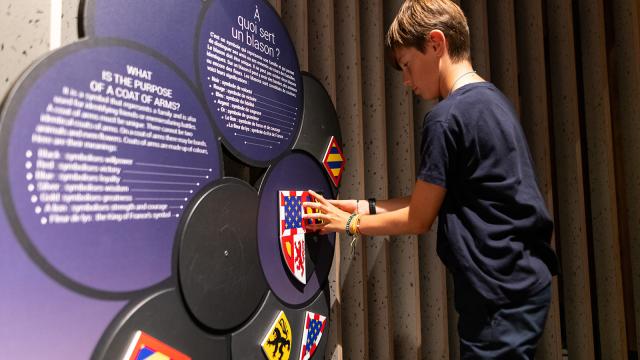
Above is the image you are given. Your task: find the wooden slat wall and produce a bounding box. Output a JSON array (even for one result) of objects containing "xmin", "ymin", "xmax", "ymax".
[
  {"xmin": 513, "ymin": 2, "xmax": 563, "ymax": 359},
  {"xmin": 2, "ymin": 1, "xmax": 640, "ymax": 359},
  {"xmin": 359, "ymin": 1, "xmax": 393, "ymax": 359},
  {"xmin": 545, "ymin": 1, "xmax": 584, "ymax": 359},
  {"xmin": 486, "ymin": 0, "xmax": 520, "ymax": 114},
  {"xmin": 381, "ymin": 0, "xmax": 422, "ymax": 358},
  {"xmin": 275, "ymin": 0, "xmax": 640, "ymax": 359},
  {"xmin": 334, "ymin": 1, "xmax": 368, "ymax": 359},
  {"xmin": 612, "ymin": 0, "xmax": 640, "ymax": 355}
]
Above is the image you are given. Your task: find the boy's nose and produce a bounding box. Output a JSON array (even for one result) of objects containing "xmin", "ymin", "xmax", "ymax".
[{"xmin": 402, "ymin": 73, "xmax": 412, "ymax": 87}]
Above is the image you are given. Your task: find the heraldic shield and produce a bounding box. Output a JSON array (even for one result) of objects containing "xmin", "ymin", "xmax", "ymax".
[
  {"xmin": 261, "ymin": 311, "xmax": 293, "ymax": 360},
  {"xmin": 322, "ymin": 136, "xmax": 345, "ymax": 187},
  {"xmin": 279, "ymin": 190, "xmax": 311, "ymax": 284},
  {"xmin": 123, "ymin": 330, "xmax": 191, "ymax": 360},
  {"xmin": 298, "ymin": 311, "xmax": 327, "ymax": 360}
]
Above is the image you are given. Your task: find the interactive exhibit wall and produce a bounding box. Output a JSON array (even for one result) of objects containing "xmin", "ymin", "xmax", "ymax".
[{"xmin": 0, "ymin": 0, "xmax": 344, "ymax": 359}]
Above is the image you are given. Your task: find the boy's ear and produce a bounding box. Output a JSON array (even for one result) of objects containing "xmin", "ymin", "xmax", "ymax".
[{"xmin": 428, "ymin": 30, "xmax": 446, "ymax": 57}]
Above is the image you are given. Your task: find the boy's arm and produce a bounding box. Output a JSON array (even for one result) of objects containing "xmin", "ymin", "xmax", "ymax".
[
  {"xmin": 359, "ymin": 180, "xmax": 445, "ymax": 236},
  {"xmin": 304, "ymin": 180, "xmax": 445, "ymax": 236}
]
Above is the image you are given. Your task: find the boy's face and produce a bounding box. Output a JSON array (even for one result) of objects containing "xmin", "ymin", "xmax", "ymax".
[{"xmin": 394, "ymin": 43, "xmax": 440, "ymax": 100}]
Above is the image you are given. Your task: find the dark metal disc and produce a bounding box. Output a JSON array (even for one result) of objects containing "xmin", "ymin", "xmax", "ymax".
[
  {"xmin": 293, "ymin": 74, "xmax": 342, "ymax": 195},
  {"xmin": 257, "ymin": 152, "xmax": 335, "ymax": 307},
  {"xmin": 178, "ymin": 178, "xmax": 267, "ymax": 331},
  {"xmin": 92, "ymin": 288, "xmax": 228, "ymax": 359},
  {"xmin": 231, "ymin": 287, "xmax": 330, "ymax": 359}
]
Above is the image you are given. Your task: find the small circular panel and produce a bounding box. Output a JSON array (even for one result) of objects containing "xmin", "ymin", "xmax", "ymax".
[
  {"xmin": 231, "ymin": 288, "xmax": 330, "ymax": 359},
  {"xmin": 178, "ymin": 178, "xmax": 267, "ymax": 331},
  {"xmin": 257, "ymin": 152, "xmax": 335, "ymax": 306},
  {"xmin": 198, "ymin": 0, "xmax": 303, "ymax": 165},
  {"xmin": 93, "ymin": 288, "xmax": 228, "ymax": 359},
  {"xmin": 0, "ymin": 39, "xmax": 222, "ymax": 294}
]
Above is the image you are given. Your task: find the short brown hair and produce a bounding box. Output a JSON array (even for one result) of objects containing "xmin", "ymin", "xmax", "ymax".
[{"xmin": 386, "ymin": 0, "xmax": 470, "ymax": 65}]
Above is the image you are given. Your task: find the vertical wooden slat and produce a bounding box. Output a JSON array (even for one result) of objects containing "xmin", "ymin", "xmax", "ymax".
[
  {"xmin": 266, "ymin": 0, "xmax": 281, "ymax": 15},
  {"xmin": 308, "ymin": 0, "xmax": 336, "ymax": 102},
  {"xmin": 612, "ymin": 0, "xmax": 640, "ymax": 353},
  {"xmin": 334, "ymin": 1, "xmax": 367, "ymax": 358},
  {"xmin": 576, "ymin": 0, "xmax": 619, "ymax": 357},
  {"xmin": 514, "ymin": 1, "xmax": 562, "ymax": 359},
  {"xmin": 383, "ymin": 0, "xmax": 421, "ymax": 358},
  {"xmin": 447, "ymin": 274, "xmax": 460, "ymax": 360},
  {"xmin": 460, "ymin": 0, "xmax": 491, "ymax": 80},
  {"xmin": 360, "ymin": 0, "xmax": 393, "ymax": 359},
  {"xmin": 307, "ymin": 3, "xmax": 341, "ymax": 360},
  {"xmin": 543, "ymin": 0, "xmax": 592, "ymax": 359},
  {"xmin": 486, "ymin": 0, "xmax": 519, "ymax": 113},
  {"xmin": 280, "ymin": 0, "xmax": 308, "ymax": 71},
  {"xmin": 415, "ymin": 96, "xmax": 449, "ymax": 360}
]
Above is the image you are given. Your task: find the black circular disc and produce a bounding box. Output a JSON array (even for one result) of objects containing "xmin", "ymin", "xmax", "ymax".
[
  {"xmin": 178, "ymin": 178, "xmax": 266, "ymax": 331},
  {"xmin": 231, "ymin": 287, "xmax": 330, "ymax": 359},
  {"xmin": 293, "ymin": 74, "xmax": 342, "ymax": 196},
  {"xmin": 92, "ymin": 288, "xmax": 228, "ymax": 359}
]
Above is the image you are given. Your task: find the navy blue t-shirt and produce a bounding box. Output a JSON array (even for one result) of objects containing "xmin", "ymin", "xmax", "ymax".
[{"xmin": 417, "ymin": 82, "xmax": 557, "ymax": 304}]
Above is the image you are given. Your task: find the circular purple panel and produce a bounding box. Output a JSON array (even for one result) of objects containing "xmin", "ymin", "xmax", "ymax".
[
  {"xmin": 198, "ymin": 0, "xmax": 303, "ymax": 166},
  {"xmin": 84, "ymin": 0, "xmax": 203, "ymax": 82},
  {"xmin": 257, "ymin": 152, "xmax": 334, "ymax": 306},
  {"xmin": 0, "ymin": 39, "xmax": 222, "ymax": 293},
  {"xmin": 0, "ymin": 207, "xmax": 127, "ymax": 359}
]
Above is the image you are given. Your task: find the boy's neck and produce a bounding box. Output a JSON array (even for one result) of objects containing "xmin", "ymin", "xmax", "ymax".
[{"xmin": 441, "ymin": 60, "xmax": 483, "ymax": 97}]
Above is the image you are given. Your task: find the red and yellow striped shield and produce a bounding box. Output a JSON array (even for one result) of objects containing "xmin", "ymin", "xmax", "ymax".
[{"xmin": 322, "ymin": 136, "xmax": 345, "ymax": 187}]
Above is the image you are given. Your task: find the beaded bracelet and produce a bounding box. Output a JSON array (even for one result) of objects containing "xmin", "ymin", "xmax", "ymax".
[
  {"xmin": 348, "ymin": 214, "xmax": 362, "ymax": 257},
  {"xmin": 349, "ymin": 214, "xmax": 361, "ymax": 236},
  {"xmin": 345, "ymin": 213, "xmax": 358, "ymax": 236}
]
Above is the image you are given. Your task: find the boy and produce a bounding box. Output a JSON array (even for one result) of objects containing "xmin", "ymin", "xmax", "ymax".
[{"xmin": 303, "ymin": 0, "xmax": 557, "ymax": 358}]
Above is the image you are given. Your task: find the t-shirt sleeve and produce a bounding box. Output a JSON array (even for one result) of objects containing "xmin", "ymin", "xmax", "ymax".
[{"xmin": 416, "ymin": 120, "xmax": 452, "ymax": 188}]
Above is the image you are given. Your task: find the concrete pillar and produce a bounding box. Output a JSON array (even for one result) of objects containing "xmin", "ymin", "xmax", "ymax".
[
  {"xmin": 360, "ymin": 1, "xmax": 393, "ymax": 358},
  {"xmin": 307, "ymin": 2, "xmax": 340, "ymax": 359},
  {"xmin": 0, "ymin": 0, "xmax": 80, "ymax": 101},
  {"xmin": 334, "ymin": 0, "xmax": 368, "ymax": 358},
  {"xmin": 308, "ymin": 0, "xmax": 336, "ymax": 102},
  {"xmin": 486, "ymin": 0, "xmax": 519, "ymax": 114},
  {"xmin": 460, "ymin": 0, "xmax": 491, "ymax": 81},
  {"xmin": 267, "ymin": 0, "xmax": 281, "ymax": 15},
  {"xmin": 575, "ymin": 0, "xmax": 620, "ymax": 357},
  {"xmin": 415, "ymin": 94, "xmax": 449, "ymax": 360},
  {"xmin": 281, "ymin": 0, "xmax": 308, "ymax": 71},
  {"xmin": 383, "ymin": 0, "xmax": 422, "ymax": 358},
  {"xmin": 513, "ymin": 1, "xmax": 559, "ymax": 359},
  {"xmin": 612, "ymin": 0, "xmax": 640, "ymax": 354},
  {"xmin": 447, "ymin": 274, "xmax": 459, "ymax": 360}
]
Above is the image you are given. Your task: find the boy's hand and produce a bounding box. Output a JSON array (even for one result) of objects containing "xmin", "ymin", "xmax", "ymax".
[{"xmin": 303, "ymin": 190, "xmax": 351, "ymax": 234}]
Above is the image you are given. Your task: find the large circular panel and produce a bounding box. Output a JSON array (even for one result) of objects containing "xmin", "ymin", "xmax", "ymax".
[
  {"xmin": 0, "ymin": 207, "xmax": 127, "ymax": 358},
  {"xmin": 178, "ymin": 178, "xmax": 267, "ymax": 331},
  {"xmin": 92, "ymin": 288, "xmax": 228, "ymax": 359},
  {"xmin": 0, "ymin": 39, "xmax": 222, "ymax": 295},
  {"xmin": 198, "ymin": 0, "xmax": 303, "ymax": 166},
  {"xmin": 257, "ymin": 152, "xmax": 334, "ymax": 307},
  {"xmin": 84, "ymin": 0, "xmax": 203, "ymax": 82}
]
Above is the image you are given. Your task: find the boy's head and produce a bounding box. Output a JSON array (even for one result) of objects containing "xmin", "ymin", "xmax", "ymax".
[{"xmin": 386, "ymin": 0, "xmax": 470, "ymax": 68}]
